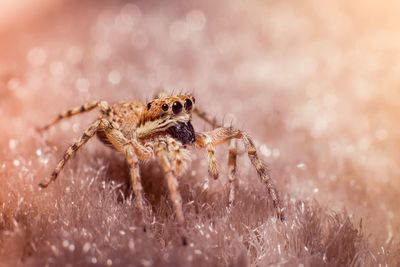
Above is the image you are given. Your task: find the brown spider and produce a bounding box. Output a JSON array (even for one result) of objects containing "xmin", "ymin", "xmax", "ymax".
[{"xmin": 38, "ymin": 93, "xmax": 285, "ymax": 228}]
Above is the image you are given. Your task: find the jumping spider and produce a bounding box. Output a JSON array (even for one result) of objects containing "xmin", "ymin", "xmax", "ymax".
[{"xmin": 38, "ymin": 93, "xmax": 285, "ymax": 227}]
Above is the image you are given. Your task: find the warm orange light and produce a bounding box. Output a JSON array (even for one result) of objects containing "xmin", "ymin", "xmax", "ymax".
[{"xmin": 0, "ymin": 0, "xmax": 62, "ymax": 32}]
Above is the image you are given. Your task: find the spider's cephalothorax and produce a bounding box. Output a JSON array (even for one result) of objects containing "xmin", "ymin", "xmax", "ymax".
[
  {"xmin": 137, "ymin": 95, "xmax": 196, "ymax": 145},
  {"xmin": 38, "ymin": 93, "xmax": 285, "ymax": 244}
]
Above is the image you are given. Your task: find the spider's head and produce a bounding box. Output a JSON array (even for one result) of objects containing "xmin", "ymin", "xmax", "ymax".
[{"xmin": 137, "ymin": 94, "xmax": 196, "ymax": 144}]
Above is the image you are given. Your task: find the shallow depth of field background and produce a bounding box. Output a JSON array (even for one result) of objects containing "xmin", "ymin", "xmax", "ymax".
[{"xmin": 1, "ymin": 0, "xmax": 400, "ymax": 266}]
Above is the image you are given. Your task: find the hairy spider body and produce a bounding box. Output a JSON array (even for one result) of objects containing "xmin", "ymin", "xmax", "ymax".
[{"xmin": 38, "ymin": 94, "xmax": 285, "ymax": 231}]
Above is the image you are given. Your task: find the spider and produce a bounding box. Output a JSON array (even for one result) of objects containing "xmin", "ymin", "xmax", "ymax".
[{"xmin": 38, "ymin": 93, "xmax": 285, "ymax": 228}]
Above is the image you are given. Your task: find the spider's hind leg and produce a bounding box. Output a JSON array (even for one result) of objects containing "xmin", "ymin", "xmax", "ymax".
[
  {"xmin": 39, "ymin": 120, "xmax": 101, "ymax": 188},
  {"xmin": 38, "ymin": 100, "xmax": 111, "ymax": 131},
  {"xmin": 193, "ymin": 106, "xmax": 220, "ymax": 128}
]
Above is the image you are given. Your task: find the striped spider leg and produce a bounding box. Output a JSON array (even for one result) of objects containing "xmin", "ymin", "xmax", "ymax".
[
  {"xmin": 38, "ymin": 101, "xmax": 153, "ymax": 215},
  {"xmin": 193, "ymin": 106, "xmax": 239, "ymax": 208},
  {"xmin": 148, "ymin": 137, "xmax": 189, "ymax": 225},
  {"xmin": 195, "ymin": 127, "xmax": 285, "ymax": 221}
]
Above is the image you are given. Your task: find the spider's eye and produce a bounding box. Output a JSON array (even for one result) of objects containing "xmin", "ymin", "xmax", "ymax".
[
  {"xmin": 162, "ymin": 103, "xmax": 169, "ymax": 111},
  {"xmin": 192, "ymin": 97, "xmax": 196, "ymax": 103},
  {"xmin": 172, "ymin": 101, "xmax": 183, "ymax": 114},
  {"xmin": 147, "ymin": 103, "xmax": 152, "ymax": 110},
  {"xmin": 184, "ymin": 99, "xmax": 193, "ymax": 111}
]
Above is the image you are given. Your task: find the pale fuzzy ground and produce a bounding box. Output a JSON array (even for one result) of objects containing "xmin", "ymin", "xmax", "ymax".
[{"xmin": 1, "ymin": 0, "xmax": 400, "ymax": 266}]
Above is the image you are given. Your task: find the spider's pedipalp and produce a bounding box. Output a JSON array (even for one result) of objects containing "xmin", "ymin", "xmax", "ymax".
[
  {"xmin": 195, "ymin": 127, "xmax": 285, "ymax": 221},
  {"xmin": 199, "ymin": 134, "xmax": 219, "ymax": 179},
  {"xmin": 164, "ymin": 137, "xmax": 191, "ymax": 176}
]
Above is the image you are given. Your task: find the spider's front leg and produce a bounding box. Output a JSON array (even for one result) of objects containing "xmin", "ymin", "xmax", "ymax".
[
  {"xmin": 152, "ymin": 140, "xmax": 185, "ymax": 225},
  {"xmin": 227, "ymin": 139, "xmax": 238, "ymax": 207},
  {"xmin": 195, "ymin": 127, "xmax": 285, "ymax": 221},
  {"xmin": 124, "ymin": 145, "xmax": 146, "ymax": 211},
  {"xmin": 193, "ymin": 106, "xmax": 239, "ymax": 204},
  {"xmin": 100, "ymin": 119, "xmax": 152, "ymax": 212}
]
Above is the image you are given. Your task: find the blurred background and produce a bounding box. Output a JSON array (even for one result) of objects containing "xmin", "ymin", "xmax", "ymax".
[{"xmin": 1, "ymin": 0, "xmax": 400, "ymax": 266}]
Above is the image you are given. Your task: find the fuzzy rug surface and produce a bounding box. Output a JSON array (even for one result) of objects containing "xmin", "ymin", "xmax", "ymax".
[{"xmin": 1, "ymin": 0, "xmax": 400, "ymax": 266}]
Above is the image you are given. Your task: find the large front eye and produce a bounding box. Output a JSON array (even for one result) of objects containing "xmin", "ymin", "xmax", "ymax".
[
  {"xmin": 184, "ymin": 99, "xmax": 193, "ymax": 111},
  {"xmin": 147, "ymin": 103, "xmax": 152, "ymax": 110},
  {"xmin": 172, "ymin": 101, "xmax": 183, "ymax": 114}
]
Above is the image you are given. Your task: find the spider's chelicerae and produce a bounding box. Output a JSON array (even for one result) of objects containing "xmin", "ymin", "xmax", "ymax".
[{"xmin": 38, "ymin": 93, "xmax": 285, "ymax": 228}]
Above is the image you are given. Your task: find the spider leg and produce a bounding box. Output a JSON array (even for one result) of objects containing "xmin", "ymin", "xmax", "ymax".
[
  {"xmin": 153, "ymin": 141, "xmax": 185, "ymax": 225},
  {"xmin": 38, "ymin": 100, "xmax": 111, "ymax": 131},
  {"xmin": 193, "ymin": 106, "xmax": 220, "ymax": 128},
  {"xmin": 125, "ymin": 145, "xmax": 145, "ymax": 211},
  {"xmin": 195, "ymin": 127, "xmax": 285, "ymax": 221},
  {"xmin": 39, "ymin": 120, "xmax": 101, "ymax": 188},
  {"xmin": 193, "ymin": 107, "xmax": 238, "ymax": 184},
  {"xmin": 228, "ymin": 139, "xmax": 238, "ymax": 207},
  {"xmin": 100, "ymin": 119, "xmax": 152, "ymax": 211}
]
